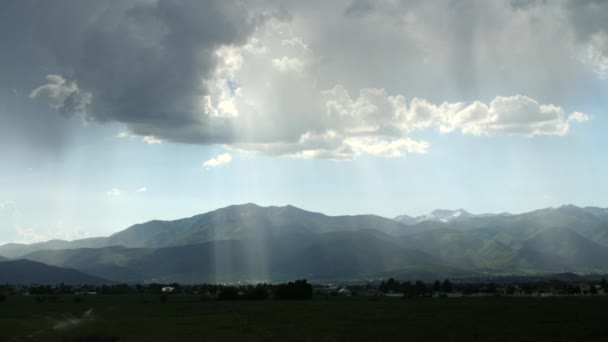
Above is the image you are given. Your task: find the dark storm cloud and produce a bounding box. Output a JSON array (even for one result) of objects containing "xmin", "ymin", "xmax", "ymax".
[
  {"xmin": 565, "ymin": 0, "xmax": 608, "ymax": 39},
  {"xmin": 29, "ymin": 0, "xmax": 262, "ymax": 144},
  {"xmin": 508, "ymin": 0, "xmax": 546, "ymax": 10}
]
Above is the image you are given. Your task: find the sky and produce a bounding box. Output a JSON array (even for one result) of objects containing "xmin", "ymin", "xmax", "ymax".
[{"xmin": 1, "ymin": 0, "xmax": 608, "ymax": 244}]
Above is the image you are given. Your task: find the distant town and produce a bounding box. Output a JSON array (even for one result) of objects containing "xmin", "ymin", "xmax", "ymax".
[{"xmin": 3, "ymin": 276, "xmax": 608, "ymax": 302}]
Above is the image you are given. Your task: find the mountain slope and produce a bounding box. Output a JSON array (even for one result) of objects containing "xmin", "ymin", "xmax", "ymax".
[
  {"xmin": 105, "ymin": 203, "xmax": 412, "ymax": 248},
  {"xmin": 23, "ymin": 230, "xmax": 470, "ymax": 283},
  {"xmin": 0, "ymin": 237, "xmax": 107, "ymax": 259},
  {"xmin": 493, "ymin": 227, "xmax": 608, "ymax": 273},
  {"xmin": 399, "ymin": 228, "xmax": 516, "ymax": 270},
  {"xmin": 22, "ymin": 246, "xmax": 153, "ymax": 282},
  {"xmin": 0, "ymin": 259, "xmax": 109, "ymax": 284}
]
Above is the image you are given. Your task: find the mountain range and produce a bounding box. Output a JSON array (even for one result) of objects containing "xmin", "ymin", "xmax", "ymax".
[
  {"xmin": 1, "ymin": 203, "xmax": 608, "ymax": 284},
  {"xmin": 0, "ymin": 259, "xmax": 108, "ymax": 285}
]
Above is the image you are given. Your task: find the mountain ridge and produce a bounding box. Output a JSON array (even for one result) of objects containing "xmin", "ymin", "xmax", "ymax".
[{"xmin": 2, "ymin": 203, "xmax": 608, "ymax": 283}]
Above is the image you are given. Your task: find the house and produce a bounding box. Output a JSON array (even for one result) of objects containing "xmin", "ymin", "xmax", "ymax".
[{"xmin": 161, "ymin": 287, "xmax": 175, "ymax": 293}]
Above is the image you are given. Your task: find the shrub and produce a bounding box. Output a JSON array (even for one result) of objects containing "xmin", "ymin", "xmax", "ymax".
[
  {"xmin": 274, "ymin": 280, "xmax": 313, "ymax": 300},
  {"xmin": 244, "ymin": 285, "xmax": 269, "ymax": 300},
  {"xmin": 217, "ymin": 287, "xmax": 239, "ymax": 300},
  {"xmin": 160, "ymin": 294, "xmax": 168, "ymax": 303}
]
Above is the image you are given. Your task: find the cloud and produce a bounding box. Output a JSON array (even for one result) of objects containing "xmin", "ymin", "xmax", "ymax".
[
  {"xmin": 564, "ymin": 0, "xmax": 608, "ymax": 78},
  {"xmin": 568, "ymin": 112, "xmax": 590, "ymax": 123},
  {"xmin": 118, "ymin": 132, "xmax": 163, "ymax": 145},
  {"xmin": 142, "ymin": 136, "xmax": 162, "ymax": 144},
  {"xmin": 203, "ymin": 153, "xmax": 232, "ymax": 169},
  {"xmin": 272, "ymin": 56, "xmax": 305, "ymax": 73},
  {"xmin": 29, "ymin": 0, "xmax": 263, "ymax": 140},
  {"xmin": 436, "ymin": 95, "xmax": 585, "ymax": 137},
  {"xmin": 578, "ymin": 32, "xmax": 608, "ymax": 78},
  {"xmin": 106, "ymin": 188, "xmax": 121, "ymax": 196},
  {"xmin": 322, "ymin": 87, "xmax": 586, "ymax": 138},
  {"xmin": 15, "ymin": 224, "xmax": 87, "ymax": 244},
  {"xmin": 0, "ymin": 200, "xmax": 16, "ymax": 210},
  {"xmin": 135, "ymin": 187, "xmax": 147, "ymax": 193},
  {"xmin": 25, "ymin": 1, "xmax": 593, "ymax": 160},
  {"xmin": 15, "ymin": 226, "xmax": 48, "ymax": 244},
  {"xmin": 0, "ymin": 200, "xmax": 20, "ymax": 229},
  {"xmin": 29, "ymin": 74, "xmax": 91, "ymax": 115},
  {"xmin": 1, "ymin": 201, "xmax": 87, "ymax": 244}
]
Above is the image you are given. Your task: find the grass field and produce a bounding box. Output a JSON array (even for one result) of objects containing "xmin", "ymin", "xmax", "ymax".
[{"xmin": 1, "ymin": 295, "xmax": 608, "ymax": 341}]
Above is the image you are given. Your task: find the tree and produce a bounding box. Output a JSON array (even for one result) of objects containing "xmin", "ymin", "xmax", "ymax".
[
  {"xmin": 274, "ymin": 280, "xmax": 313, "ymax": 300},
  {"xmin": 379, "ymin": 281, "xmax": 388, "ymax": 294},
  {"xmin": 441, "ymin": 279, "xmax": 453, "ymax": 293},
  {"xmin": 601, "ymin": 278, "xmax": 607, "ymax": 291},
  {"xmin": 402, "ymin": 281, "xmax": 415, "ymax": 298},
  {"xmin": 415, "ymin": 281, "xmax": 427, "ymax": 295},
  {"xmin": 433, "ymin": 280, "xmax": 441, "ymax": 292},
  {"xmin": 589, "ymin": 285, "xmax": 598, "ymax": 295},
  {"xmin": 244, "ymin": 285, "xmax": 269, "ymax": 300},
  {"xmin": 379, "ymin": 278, "xmax": 401, "ymax": 293},
  {"xmin": 484, "ymin": 283, "xmax": 497, "ymax": 294},
  {"xmin": 218, "ymin": 286, "xmax": 239, "ymax": 300},
  {"xmin": 159, "ymin": 294, "xmax": 168, "ymax": 303}
]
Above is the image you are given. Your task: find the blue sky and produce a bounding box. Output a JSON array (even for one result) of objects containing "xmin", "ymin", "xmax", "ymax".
[{"xmin": 1, "ymin": 0, "xmax": 608, "ymax": 243}]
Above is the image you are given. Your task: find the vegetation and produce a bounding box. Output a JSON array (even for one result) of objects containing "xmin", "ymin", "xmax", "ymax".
[
  {"xmin": 0, "ymin": 278, "xmax": 606, "ymax": 340},
  {"xmin": 274, "ymin": 280, "xmax": 313, "ymax": 300},
  {"xmin": 1, "ymin": 292, "xmax": 608, "ymax": 341}
]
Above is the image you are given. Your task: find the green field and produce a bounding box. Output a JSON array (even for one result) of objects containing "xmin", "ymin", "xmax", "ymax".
[{"xmin": 1, "ymin": 295, "xmax": 608, "ymax": 341}]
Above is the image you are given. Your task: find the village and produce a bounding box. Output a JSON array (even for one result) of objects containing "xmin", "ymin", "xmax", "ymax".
[{"xmin": 2, "ymin": 277, "xmax": 608, "ymax": 301}]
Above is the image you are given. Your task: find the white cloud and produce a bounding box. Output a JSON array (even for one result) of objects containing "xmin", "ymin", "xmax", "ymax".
[
  {"xmin": 282, "ymin": 37, "xmax": 309, "ymax": 50},
  {"xmin": 29, "ymin": 74, "xmax": 91, "ymax": 114},
  {"xmin": 136, "ymin": 187, "xmax": 147, "ymax": 193},
  {"xmin": 582, "ymin": 33, "xmax": 608, "ymax": 78},
  {"xmin": 106, "ymin": 188, "xmax": 121, "ymax": 196},
  {"xmin": 117, "ymin": 131, "xmax": 133, "ymax": 139},
  {"xmin": 29, "ymin": 75, "xmax": 77, "ymax": 103},
  {"xmin": 142, "ymin": 136, "xmax": 162, "ymax": 144},
  {"xmin": 345, "ymin": 137, "xmax": 429, "ymax": 158},
  {"xmin": 15, "ymin": 223, "xmax": 88, "ymax": 244},
  {"xmin": 272, "ymin": 56, "xmax": 305, "ymax": 73},
  {"xmin": 15, "ymin": 226, "xmax": 48, "ymax": 244},
  {"xmin": 203, "ymin": 153, "xmax": 232, "ymax": 169},
  {"xmin": 118, "ymin": 132, "xmax": 163, "ymax": 145},
  {"xmin": 1, "ymin": 201, "xmax": 88, "ymax": 244},
  {"xmin": 232, "ymin": 131, "xmax": 429, "ymax": 160},
  {"xmin": 568, "ymin": 111, "xmax": 590, "ymax": 123},
  {"xmin": 203, "ymin": 46, "xmax": 243, "ymax": 118},
  {"xmin": 0, "ymin": 200, "xmax": 16, "ymax": 209},
  {"xmin": 436, "ymin": 95, "xmax": 584, "ymax": 137}
]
